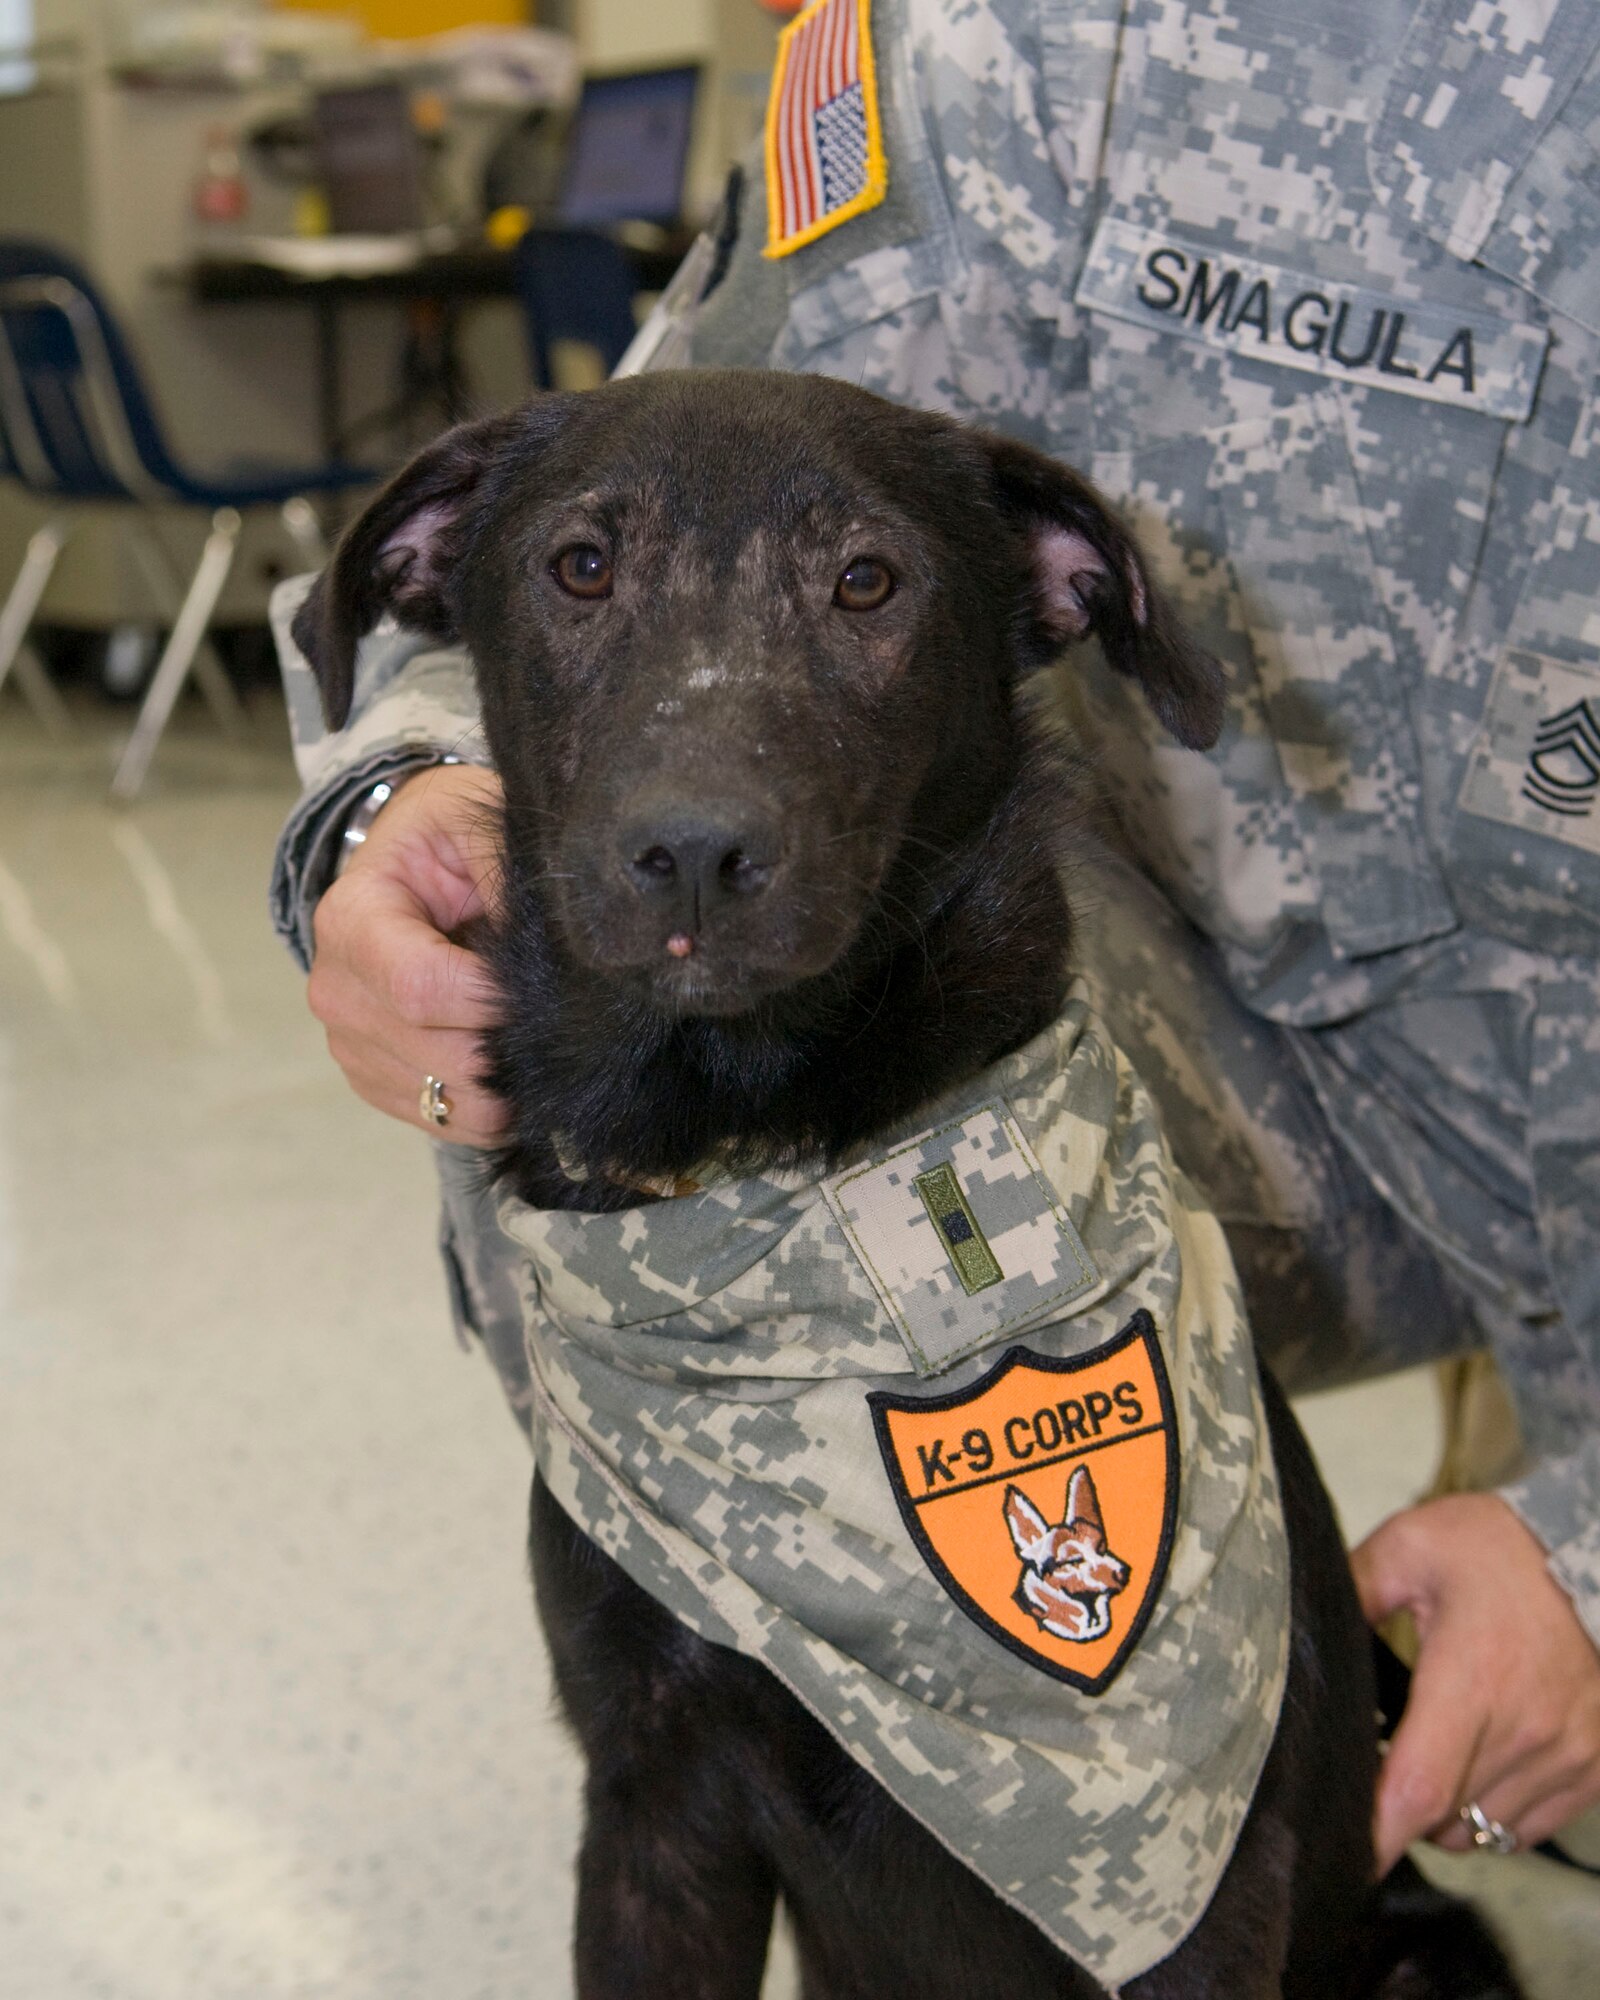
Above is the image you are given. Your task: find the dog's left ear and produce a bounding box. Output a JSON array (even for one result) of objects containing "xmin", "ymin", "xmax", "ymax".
[
  {"xmin": 291, "ymin": 407, "xmax": 528, "ymax": 731},
  {"xmin": 980, "ymin": 432, "xmax": 1225, "ymax": 751}
]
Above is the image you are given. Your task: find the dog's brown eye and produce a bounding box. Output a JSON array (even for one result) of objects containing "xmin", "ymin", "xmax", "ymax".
[
  {"xmin": 553, "ymin": 544, "xmax": 613, "ymax": 599},
  {"xmin": 834, "ymin": 558, "xmax": 895, "ymax": 612}
]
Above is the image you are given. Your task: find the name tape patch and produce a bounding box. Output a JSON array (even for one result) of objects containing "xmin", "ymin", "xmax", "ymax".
[
  {"xmin": 822, "ymin": 1103, "xmax": 1098, "ymax": 1376},
  {"xmin": 764, "ymin": 0, "xmax": 888, "ymax": 260},
  {"xmin": 868, "ymin": 1312, "xmax": 1179, "ymax": 1692},
  {"xmin": 1076, "ymin": 220, "xmax": 1548, "ymax": 423}
]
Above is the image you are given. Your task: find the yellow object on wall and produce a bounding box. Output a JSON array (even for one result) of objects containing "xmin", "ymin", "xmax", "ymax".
[{"xmin": 273, "ymin": 0, "xmax": 528, "ymax": 39}]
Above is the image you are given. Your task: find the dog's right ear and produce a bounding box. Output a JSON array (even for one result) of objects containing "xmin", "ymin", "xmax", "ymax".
[
  {"xmin": 291, "ymin": 408, "xmax": 524, "ymax": 730},
  {"xmin": 978, "ymin": 431, "xmax": 1226, "ymax": 752}
]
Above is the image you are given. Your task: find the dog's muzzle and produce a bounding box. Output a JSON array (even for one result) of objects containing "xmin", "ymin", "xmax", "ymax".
[{"xmin": 616, "ymin": 800, "xmax": 783, "ymax": 933}]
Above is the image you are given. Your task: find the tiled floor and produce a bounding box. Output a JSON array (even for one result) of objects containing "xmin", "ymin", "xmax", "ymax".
[{"xmin": 3, "ymin": 693, "xmax": 1596, "ymax": 1998}]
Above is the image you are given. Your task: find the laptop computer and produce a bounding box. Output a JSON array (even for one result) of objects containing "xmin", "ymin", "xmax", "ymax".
[{"xmin": 553, "ymin": 66, "xmax": 699, "ymax": 230}]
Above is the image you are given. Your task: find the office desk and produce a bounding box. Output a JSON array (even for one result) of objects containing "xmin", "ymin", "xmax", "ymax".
[{"xmin": 181, "ymin": 235, "xmax": 691, "ymax": 460}]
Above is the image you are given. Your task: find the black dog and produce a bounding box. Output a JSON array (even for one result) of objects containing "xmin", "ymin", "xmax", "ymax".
[{"xmin": 294, "ymin": 370, "xmax": 1520, "ymax": 1999}]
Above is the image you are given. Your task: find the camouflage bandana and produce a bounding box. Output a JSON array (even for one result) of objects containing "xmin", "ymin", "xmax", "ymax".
[{"xmin": 500, "ymin": 983, "xmax": 1288, "ymax": 1989}]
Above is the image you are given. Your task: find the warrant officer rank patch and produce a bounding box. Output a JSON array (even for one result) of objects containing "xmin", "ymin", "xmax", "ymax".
[
  {"xmin": 821, "ymin": 1103, "xmax": 1099, "ymax": 1376},
  {"xmin": 764, "ymin": 0, "xmax": 887, "ymax": 259},
  {"xmin": 912, "ymin": 1162, "xmax": 1003, "ymax": 1295},
  {"xmin": 868, "ymin": 1313, "xmax": 1179, "ymax": 1693}
]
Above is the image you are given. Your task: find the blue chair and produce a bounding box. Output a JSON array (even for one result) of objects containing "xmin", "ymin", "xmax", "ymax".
[
  {"xmin": 514, "ymin": 228, "xmax": 640, "ymax": 390},
  {"xmin": 0, "ymin": 238, "xmax": 375, "ymax": 798}
]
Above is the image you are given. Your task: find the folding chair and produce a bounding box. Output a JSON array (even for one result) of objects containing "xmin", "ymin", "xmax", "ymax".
[{"xmin": 0, "ymin": 238, "xmax": 374, "ymax": 799}]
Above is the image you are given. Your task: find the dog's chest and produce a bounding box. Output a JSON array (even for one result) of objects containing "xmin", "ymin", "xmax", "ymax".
[{"xmin": 500, "ymin": 984, "xmax": 1289, "ymax": 1990}]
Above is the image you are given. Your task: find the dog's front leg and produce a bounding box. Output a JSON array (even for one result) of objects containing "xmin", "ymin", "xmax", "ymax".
[
  {"xmin": 531, "ymin": 1475, "xmax": 780, "ymax": 1999},
  {"xmin": 571, "ymin": 1770, "xmax": 778, "ymax": 2000}
]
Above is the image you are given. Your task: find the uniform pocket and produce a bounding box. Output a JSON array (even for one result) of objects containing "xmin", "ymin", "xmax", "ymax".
[
  {"xmin": 1203, "ymin": 397, "xmax": 1456, "ymax": 957},
  {"xmin": 1368, "ymin": 0, "xmax": 1600, "ymax": 338},
  {"xmin": 1079, "ymin": 378, "xmax": 1454, "ymax": 964},
  {"xmin": 776, "ymin": 240, "xmax": 952, "ymax": 367}
]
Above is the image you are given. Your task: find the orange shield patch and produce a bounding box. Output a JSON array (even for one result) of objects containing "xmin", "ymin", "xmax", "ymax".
[{"xmin": 868, "ymin": 1311, "xmax": 1178, "ymax": 1693}]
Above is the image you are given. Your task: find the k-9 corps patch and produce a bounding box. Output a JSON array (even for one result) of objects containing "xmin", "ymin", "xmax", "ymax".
[
  {"xmin": 869, "ymin": 1312, "xmax": 1178, "ymax": 1694},
  {"xmin": 764, "ymin": 0, "xmax": 887, "ymax": 259}
]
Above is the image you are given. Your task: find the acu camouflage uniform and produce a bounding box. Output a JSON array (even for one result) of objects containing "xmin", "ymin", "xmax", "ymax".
[{"xmin": 271, "ymin": 0, "xmax": 1600, "ymax": 1682}]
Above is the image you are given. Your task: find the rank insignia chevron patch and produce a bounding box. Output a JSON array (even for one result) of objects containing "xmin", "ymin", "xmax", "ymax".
[{"xmin": 764, "ymin": 0, "xmax": 888, "ymax": 259}]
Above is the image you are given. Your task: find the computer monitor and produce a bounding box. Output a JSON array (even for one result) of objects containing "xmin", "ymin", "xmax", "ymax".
[
  {"xmin": 313, "ymin": 83, "xmax": 426, "ymax": 236},
  {"xmin": 554, "ymin": 66, "xmax": 699, "ymax": 230}
]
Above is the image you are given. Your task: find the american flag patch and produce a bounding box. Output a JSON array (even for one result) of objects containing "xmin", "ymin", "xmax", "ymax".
[{"xmin": 764, "ymin": 0, "xmax": 888, "ymax": 259}]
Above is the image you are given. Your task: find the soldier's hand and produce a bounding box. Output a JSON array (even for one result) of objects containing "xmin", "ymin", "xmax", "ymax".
[
  {"xmin": 1352, "ymin": 1492, "xmax": 1600, "ymax": 1876},
  {"xmin": 307, "ymin": 763, "xmax": 512, "ymax": 1146}
]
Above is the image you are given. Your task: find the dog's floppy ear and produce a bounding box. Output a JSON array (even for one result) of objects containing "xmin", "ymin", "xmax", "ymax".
[
  {"xmin": 980, "ymin": 432, "xmax": 1225, "ymax": 751},
  {"xmin": 291, "ymin": 408, "xmax": 524, "ymax": 730}
]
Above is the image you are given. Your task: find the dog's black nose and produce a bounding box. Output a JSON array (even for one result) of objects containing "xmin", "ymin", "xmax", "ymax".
[{"xmin": 618, "ymin": 806, "xmax": 781, "ymax": 917}]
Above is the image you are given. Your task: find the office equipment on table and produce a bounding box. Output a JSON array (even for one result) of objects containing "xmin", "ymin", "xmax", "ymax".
[
  {"xmin": 312, "ymin": 82, "xmax": 427, "ymax": 236},
  {"xmin": 183, "ymin": 233, "xmax": 692, "ymax": 459},
  {"xmin": 554, "ymin": 66, "xmax": 699, "ymax": 229},
  {"xmin": 0, "ymin": 238, "xmax": 374, "ymax": 798},
  {"xmin": 413, "ymin": 25, "xmax": 579, "ymax": 110},
  {"xmin": 217, "ymin": 233, "xmax": 444, "ymax": 278},
  {"xmin": 111, "ymin": 5, "xmax": 363, "ymax": 90}
]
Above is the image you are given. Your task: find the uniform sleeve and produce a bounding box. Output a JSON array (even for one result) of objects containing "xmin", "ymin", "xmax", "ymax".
[
  {"xmin": 1501, "ymin": 1442, "xmax": 1600, "ymax": 1652},
  {"xmin": 266, "ymin": 574, "xmax": 489, "ymax": 972}
]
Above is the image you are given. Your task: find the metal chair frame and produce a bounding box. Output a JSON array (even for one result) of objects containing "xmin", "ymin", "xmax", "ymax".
[{"xmin": 0, "ymin": 262, "xmax": 347, "ymax": 798}]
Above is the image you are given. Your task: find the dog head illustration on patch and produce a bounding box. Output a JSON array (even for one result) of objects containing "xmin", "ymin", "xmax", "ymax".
[{"xmin": 1005, "ymin": 1467, "xmax": 1131, "ymax": 1644}]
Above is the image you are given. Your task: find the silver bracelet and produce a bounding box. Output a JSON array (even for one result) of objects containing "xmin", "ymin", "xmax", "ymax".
[{"xmin": 336, "ymin": 756, "xmax": 461, "ymax": 876}]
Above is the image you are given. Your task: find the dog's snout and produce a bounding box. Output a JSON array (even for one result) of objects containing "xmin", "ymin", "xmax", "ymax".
[{"xmin": 618, "ymin": 806, "xmax": 782, "ymax": 917}]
